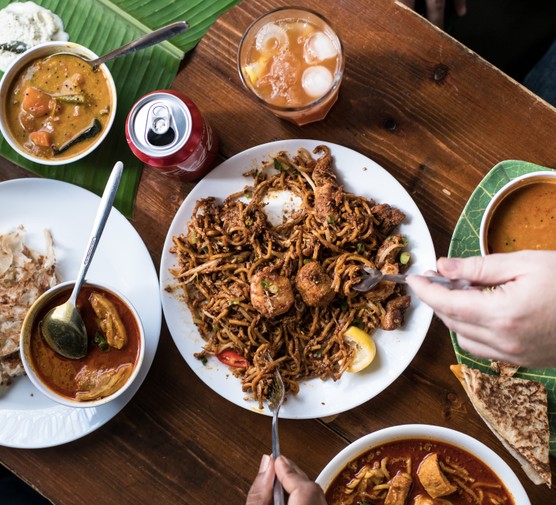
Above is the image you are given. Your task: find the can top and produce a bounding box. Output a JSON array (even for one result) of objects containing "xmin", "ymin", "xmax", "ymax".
[{"xmin": 127, "ymin": 92, "xmax": 192, "ymax": 158}]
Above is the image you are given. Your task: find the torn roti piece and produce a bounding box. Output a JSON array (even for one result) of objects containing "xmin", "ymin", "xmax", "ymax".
[
  {"xmin": 0, "ymin": 228, "xmax": 58, "ymax": 386},
  {"xmin": 489, "ymin": 360, "xmax": 520, "ymax": 377},
  {"xmin": 451, "ymin": 363, "xmax": 551, "ymax": 487}
]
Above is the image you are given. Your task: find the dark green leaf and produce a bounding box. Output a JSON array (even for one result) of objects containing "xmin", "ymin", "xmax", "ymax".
[{"xmin": 449, "ymin": 160, "xmax": 556, "ymax": 455}]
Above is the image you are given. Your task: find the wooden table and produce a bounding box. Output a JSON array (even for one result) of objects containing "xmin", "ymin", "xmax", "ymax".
[{"xmin": 1, "ymin": 0, "xmax": 555, "ymax": 503}]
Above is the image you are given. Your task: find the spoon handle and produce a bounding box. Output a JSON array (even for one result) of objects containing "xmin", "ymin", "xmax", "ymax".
[
  {"xmin": 69, "ymin": 161, "xmax": 124, "ymax": 304},
  {"xmin": 90, "ymin": 21, "xmax": 189, "ymax": 68}
]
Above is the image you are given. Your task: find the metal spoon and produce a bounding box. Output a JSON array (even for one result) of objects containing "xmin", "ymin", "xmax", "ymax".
[
  {"xmin": 86, "ymin": 21, "xmax": 189, "ymax": 69},
  {"xmin": 352, "ymin": 266, "xmax": 472, "ymax": 292},
  {"xmin": 40, "ymin": 161, "xmax": 124, "ymax": 359}
]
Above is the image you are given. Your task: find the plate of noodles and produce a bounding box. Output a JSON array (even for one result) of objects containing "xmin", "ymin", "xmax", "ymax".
[{"xmin": 160, "ymin": 139, "xmax": 436, "ymax": 419}]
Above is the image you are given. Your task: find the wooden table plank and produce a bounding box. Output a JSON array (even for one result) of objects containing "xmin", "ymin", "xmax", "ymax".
[{"xmin": 0, "ymin": 0, "xmax": 555, "ymax": 503}]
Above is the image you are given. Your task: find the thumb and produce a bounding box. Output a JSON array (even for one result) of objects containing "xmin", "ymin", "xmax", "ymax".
[
  {"xmin": 246, "ymin": 455, "xmax": 274, "ymax": 505},
  {"xmin": 436, "ymin": 253, "xmax": 525, "ymax": 285}
]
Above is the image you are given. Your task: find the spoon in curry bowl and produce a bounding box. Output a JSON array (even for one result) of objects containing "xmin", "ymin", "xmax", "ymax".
[
  {"xmin": 84, "ymin": 21, "xmax": 189, "ymax": 70},
  {"xmin": 40, "ymin": 161, "xmax": 123, "ymax": 359}
]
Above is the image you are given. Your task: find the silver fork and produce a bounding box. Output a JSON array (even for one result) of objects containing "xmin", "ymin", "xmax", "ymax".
[
  {"xmin": 268, "ymin": 367, "xmax": 285, "ymax": 505},
  {"xmin": 352, "ymin": 266, "xmax": 472, "ymax": 292}
]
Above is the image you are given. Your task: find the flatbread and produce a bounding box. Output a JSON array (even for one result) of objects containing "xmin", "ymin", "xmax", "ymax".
[
  {"xmin": 0, "ymin": 228, "xmax": 58, "ymax": 386},
  {"xmin": 451, "ymin": 363, "xmax": 551, "ymax": 487},
  {"xmin": 0, "ymin": 352, "xmax": 25, "ymax": 387}
]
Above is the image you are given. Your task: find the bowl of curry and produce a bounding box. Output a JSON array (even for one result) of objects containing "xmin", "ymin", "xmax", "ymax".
[
  {"xmin": 20, "ymin": 280, "xmax": 144, "ymax": 408},
  {"xmin": 316, "ymin": 424, "xmax": 530, "ymax": 505},
  {"xmin": 480, "ymin": 171, "xmax": 556, "ymax": 255},
  {"xmin": 0, "ymin": 41, "xmax": 116, "ymax": 164}
]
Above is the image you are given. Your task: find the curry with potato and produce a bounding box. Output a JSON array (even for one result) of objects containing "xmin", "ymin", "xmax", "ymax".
[
  {"xmin": 30, "ymin": 285, "xmax": 141, "ymax": 402},
  {"xmin": 6, "ymin": 52, "xmax": 112, "ymax": 159}
]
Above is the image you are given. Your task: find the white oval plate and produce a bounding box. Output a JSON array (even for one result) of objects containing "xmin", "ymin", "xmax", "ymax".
[
  {"xmin": 316, "ymin": 424, "xmax": 530, "ymax": 504},
  {"xmin": 0, "ymin": 179, "xmax": 161, "ymax": 448},
  {"xmin": 160, "ymin": 140, "xmax": 435, "ymax": 419}
]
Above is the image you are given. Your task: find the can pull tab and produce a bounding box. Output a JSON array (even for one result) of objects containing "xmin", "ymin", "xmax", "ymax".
[{"xmin": 146, "ymin": 102, "xmax": 176, "ymax": 146}]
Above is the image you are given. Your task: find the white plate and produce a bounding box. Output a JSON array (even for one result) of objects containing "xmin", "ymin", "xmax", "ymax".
[
  {"xmin": 0, "ymin": 178, "xmax": 161, "ymax": 448},
  {"xmin": 160, "ymin": 140, "xmax": 435, "ymax": 419}
]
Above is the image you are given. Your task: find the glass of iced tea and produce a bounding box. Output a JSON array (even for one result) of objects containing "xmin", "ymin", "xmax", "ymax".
[{"xmin": 238, "ymin": 7, "xmax": 344, "ymax": 126}]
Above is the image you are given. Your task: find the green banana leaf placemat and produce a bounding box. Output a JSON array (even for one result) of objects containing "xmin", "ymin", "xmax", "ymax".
[
  {"xmin": 448, "ymin": 159, "xmax": 556, "ymax": 455},
  {"xmin": 0, "ymin": 0, "xmax": 240, "ymax": 217}
]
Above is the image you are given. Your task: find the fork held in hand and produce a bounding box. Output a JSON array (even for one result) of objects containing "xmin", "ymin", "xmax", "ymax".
[
  {"xmin": 352, "ymin": 267, "xmax": 472, "ymax": 292},
  {"xmin": 268, "ymin": 368, "xmax": 285, "ymax": 505}
]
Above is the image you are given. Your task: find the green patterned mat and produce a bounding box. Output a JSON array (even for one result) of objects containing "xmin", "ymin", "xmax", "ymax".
[
  {"xmin": 448, "ymin": 160, "xmax": 556, "ymax": 456},
  {"xmin": 0, "ymin": 0, "xmax": 240, "ymax": 217}
]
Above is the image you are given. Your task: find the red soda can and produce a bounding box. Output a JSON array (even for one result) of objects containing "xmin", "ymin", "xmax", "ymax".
[{"xmin": 125, "ymin": 90, "xmax": 218, "ymax": 181}]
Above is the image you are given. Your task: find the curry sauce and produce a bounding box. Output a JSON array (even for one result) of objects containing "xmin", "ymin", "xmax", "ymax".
[
  {"xmin": 6, "ymin": 52, "xmax": 112, "ymax": 159},
  {"xmin": 325, "ymin": 438, "xmax": 513, "ymax": 505},
  {"xmin": 487, "ymin": 180, "xmax": 556, "ymax": 253},
  {"xmin": 30, "ymin": 285, "xmax": 140, "ymax": 401}
]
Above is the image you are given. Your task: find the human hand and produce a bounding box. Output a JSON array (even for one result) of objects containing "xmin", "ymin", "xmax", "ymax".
[
  {"xmin": 246, "ymin": 454, "xmax": 327, "ymax": 505},
  {"xmin": 406, "ymin": 251, "xmax": 556, "ymax": 368},
  {"xmin": 398, "ymin": 0, "xmax": 467, "ymax": 28}
]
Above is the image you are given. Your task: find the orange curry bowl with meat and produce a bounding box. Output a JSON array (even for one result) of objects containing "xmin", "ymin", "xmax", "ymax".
[
  {"xmin": 0, "ymin": 41, "xmax": 116, "ymax": 165},
  {"xmin": 316, "ymin": 425, "xmax": 530, "ymax": 505},
  {"xmin": 20, "ymin": 281, "xmax": 144, "ymax": 408}
]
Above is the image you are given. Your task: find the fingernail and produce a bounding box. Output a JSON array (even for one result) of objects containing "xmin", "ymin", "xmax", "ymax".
[{"xmin": 259, "ymin": 454, "xmax": 271, "ymax": 473}]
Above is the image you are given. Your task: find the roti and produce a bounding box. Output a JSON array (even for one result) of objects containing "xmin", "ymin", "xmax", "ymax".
[
  {"xmin": 451, "ymin": 363, "xmax": 551, "ymax": 487},
  {"xmin": 0, "ymin": 228, "xmax": 58, "ymax": 387}
]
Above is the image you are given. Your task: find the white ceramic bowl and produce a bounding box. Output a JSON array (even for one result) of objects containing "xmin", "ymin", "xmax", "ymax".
[
  {"xmin": 479, "ymin": 170, "xmax": 556, "ymax": 255},
  {"xmin": 0, "ymin": 41, "xmax": 117, "ymax": 165},
  {"xmin": 20, "ymin": 280, "xmax": 145, "ymax": 408},
  {"xmin": 316, "ymin": 424, "xmax": 530, "ymax": 504}
]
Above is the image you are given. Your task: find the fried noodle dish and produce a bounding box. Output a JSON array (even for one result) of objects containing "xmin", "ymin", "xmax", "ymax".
[{"xmin": 169, "ymin": 146, "xmax": 411, "ymax": 409}]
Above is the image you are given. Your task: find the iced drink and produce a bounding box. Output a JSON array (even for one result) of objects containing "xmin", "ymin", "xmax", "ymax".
[{"xmin": 238, "ymin": 8, "xmax": 344, "ymax": 126}]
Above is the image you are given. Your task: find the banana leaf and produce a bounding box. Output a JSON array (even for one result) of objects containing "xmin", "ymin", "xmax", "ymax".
[
  {"xmin": 449, "ymin": 160, "xmax": 556, "ymax": 455},
  {"xmin": 0, "ymin": 0, "xmax": 241, "ymax": 217}
]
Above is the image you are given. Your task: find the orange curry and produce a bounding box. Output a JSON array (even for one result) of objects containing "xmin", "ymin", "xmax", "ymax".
[
  {"xmin": 325, "ymin": 438, "xmax": 513, "ymax": 505},
  {"xmin": 31, "ymin": 285, "xmax": 140, "ymax": 402},
  {"xmin": 6, "ymin": 53, "xmax": 112, "ymax": 159},
  {"xmin": 487, "ymin": 179, "xmax": 556, "ymax": 253}
]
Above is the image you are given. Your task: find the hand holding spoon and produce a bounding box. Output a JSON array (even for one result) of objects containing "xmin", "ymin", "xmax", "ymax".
[{"xmin": 41, "ymin": 161, "xmax": 124, "ymax": 359}]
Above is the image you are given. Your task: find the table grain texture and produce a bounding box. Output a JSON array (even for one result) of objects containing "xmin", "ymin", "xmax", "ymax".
[{"xmin": 0, "ymin": 0, "xmax": 555, "ymax": 503}]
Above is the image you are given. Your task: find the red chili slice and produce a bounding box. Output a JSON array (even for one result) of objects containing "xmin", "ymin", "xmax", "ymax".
[{"xmin": 216, "ymin": 350, "xmax": 249, "ymax": 369}]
